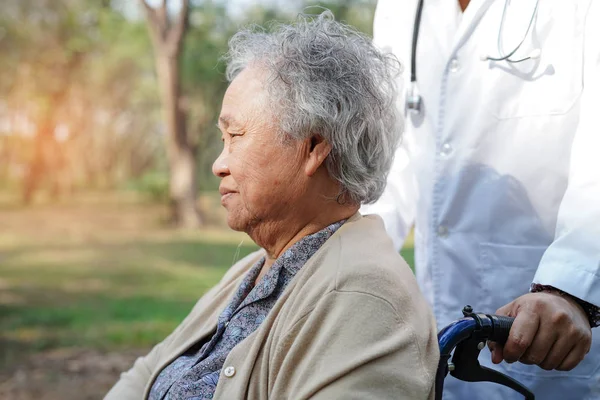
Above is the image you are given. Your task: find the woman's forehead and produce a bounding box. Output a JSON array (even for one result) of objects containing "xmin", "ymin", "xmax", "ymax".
[
  {"xmin": 220, "ymin": 67, "xmax": 271, "ymax": 126},
  {"xmin": 227, "ymin": 67, "xmax": 268, "ymax": 102}
]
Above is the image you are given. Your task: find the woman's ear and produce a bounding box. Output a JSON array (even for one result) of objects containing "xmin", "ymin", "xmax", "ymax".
[{"xmin": 304, "ymin": 135, "xmax": 332, "ymax": 177}]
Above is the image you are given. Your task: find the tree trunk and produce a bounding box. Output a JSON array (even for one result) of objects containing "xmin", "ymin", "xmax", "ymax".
[
  {"xmin": 22, "ymin": 115, "xmax": 59, "ymax": 204},
  {"xmin": 157, "ymin": 55, "xmax": 200, "ymax": 227},
  {"xmin": 141, "ymin": 0, "xmax": 200, "ymax": 228}
]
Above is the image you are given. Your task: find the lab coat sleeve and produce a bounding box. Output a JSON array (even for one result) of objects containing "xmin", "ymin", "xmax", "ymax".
[
  {"xmin": 533, "ymin": 2, "xmax": 600, "ymax": 307},
  {"xmin": 360, "ymin": 0, "xmax": 418, "ymax": 251}
]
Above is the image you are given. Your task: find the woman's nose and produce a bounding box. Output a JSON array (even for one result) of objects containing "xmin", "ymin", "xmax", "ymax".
[{"xmin": 212, "ymin": 148, "xmax": 230, "ymax": 178}]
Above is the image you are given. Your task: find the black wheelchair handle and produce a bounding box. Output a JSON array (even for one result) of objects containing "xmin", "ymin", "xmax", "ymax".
[
  {"xmin": 435, "ymin": 307, "xmax": 534, "ymax": 400},
  {"xmin": 459, "ymin": 305, "xmax": 515, "ymax": 346},
  {"xmin": 487, "ymin": 314, "xmax": 514, "ymax": 345}
]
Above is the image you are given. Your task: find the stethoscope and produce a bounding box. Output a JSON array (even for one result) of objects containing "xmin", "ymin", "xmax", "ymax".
[{"xmin": 407, "ymin": 0, "xmax": 541, "ymax": 114}]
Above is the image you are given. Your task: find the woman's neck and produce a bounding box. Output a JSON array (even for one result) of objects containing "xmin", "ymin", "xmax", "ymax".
[{"xmin": 250, "ymin": 204, "xmax": 358, "ymax": 272}]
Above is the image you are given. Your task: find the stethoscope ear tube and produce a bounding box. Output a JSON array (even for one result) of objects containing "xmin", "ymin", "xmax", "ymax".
[{"xmin": 407, "ymin": 0, "xmax": 425, "ymax": 115}]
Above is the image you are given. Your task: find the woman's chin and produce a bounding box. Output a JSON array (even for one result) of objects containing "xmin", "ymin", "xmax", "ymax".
[{"xmin": 226, "ymin": 214, "xmax": 246, "ymax": 232}]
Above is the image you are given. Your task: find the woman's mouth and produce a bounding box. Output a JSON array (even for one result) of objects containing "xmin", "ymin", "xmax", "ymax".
[{"xmin": 221, "ymin": 192, "xmax": 235, "ymax": 205}]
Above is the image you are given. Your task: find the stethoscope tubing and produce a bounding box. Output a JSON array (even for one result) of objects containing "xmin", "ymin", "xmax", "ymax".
[{"xmin": 407, "ymin": 0, "xmax": 541, "ymax": 114}]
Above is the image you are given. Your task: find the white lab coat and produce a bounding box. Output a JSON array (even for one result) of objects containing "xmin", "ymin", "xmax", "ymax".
[{"xmin": 362, "ymin": 0, "xmax": 600, "ymax": 399}]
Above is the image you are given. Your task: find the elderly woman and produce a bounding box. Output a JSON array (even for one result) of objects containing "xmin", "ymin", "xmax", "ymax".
[{"xmin": 106, "ymin": 11, "xmax": 438, "ymax": 400}]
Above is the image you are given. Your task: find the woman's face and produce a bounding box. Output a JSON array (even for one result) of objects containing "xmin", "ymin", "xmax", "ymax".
[{"xmin": 213, "ymin": 66, "xmax": 307, "ymax": 233}]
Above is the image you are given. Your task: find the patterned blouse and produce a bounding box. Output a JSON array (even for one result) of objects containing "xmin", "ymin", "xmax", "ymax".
[{"xmin": 148, "ymin": 220, "xmax": 345, "ymax": 400}]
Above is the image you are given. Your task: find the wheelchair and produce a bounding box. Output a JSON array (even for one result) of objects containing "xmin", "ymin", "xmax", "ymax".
[{"xmin": 436, "ymin": 306, "xmax": 535, "ymax": 400}]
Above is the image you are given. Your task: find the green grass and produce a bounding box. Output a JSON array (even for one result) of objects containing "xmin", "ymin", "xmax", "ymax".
[
  {"xmin": 0, "ymin": 192, "xmax": 414, "ymax": 371},
  {"xmin": 0, "ymin": 238, "xmax": 259, "ymax": 366}
]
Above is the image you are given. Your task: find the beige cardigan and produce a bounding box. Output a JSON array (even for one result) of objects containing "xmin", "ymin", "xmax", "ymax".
[{"xmin": 105, "ymin": 214, "xmax": 439, "ymax": 399}]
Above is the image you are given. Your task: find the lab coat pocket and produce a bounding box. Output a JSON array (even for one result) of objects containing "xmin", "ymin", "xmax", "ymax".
[{"xmin": 479, "ymin": 242, "xmax": 544, "ymax": 315}]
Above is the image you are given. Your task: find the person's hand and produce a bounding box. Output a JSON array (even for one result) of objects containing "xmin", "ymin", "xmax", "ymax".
[{"xmin": 488, "ymin": 291, "xmax": 592, "ymax": 371}]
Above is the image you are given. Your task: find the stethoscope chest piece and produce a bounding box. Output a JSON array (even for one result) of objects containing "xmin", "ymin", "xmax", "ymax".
[{"xmin": 406, "ymin": 81, "xmax": 422, "ymax": 115}]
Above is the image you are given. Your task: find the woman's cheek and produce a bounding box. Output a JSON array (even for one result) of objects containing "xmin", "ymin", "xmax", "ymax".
[{"xmin": 241, "ymin": 153, "xmax": 271, "ymax": 179}]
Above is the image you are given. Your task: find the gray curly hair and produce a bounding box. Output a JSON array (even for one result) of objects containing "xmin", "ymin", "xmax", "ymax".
[{"xmin": 224, "ymin": 10, "xmax": 402, "ymax": 205}]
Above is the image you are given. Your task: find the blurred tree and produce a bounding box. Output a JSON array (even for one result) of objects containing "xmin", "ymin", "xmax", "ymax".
[
  {"xmin": 0, "ymin": 0, "xmax": 158, "ymax": 197},
  {"xmin": 0, "ymin": 0, "xmax": 161, "ymax": 196},
  {"xmin": 0, "ymin": 0, "xmax": 377, "ymax": 211},
  {"xmin": 0, "ymin": 0, "xmax": 93, "ymax": 203},
  {"xmin": 70, "ymin": 7, "xmax": 159, "ymax": 189},
  {"xmin": 139, "ymin": 0, "xmax": 201, "ymax": 228}
]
